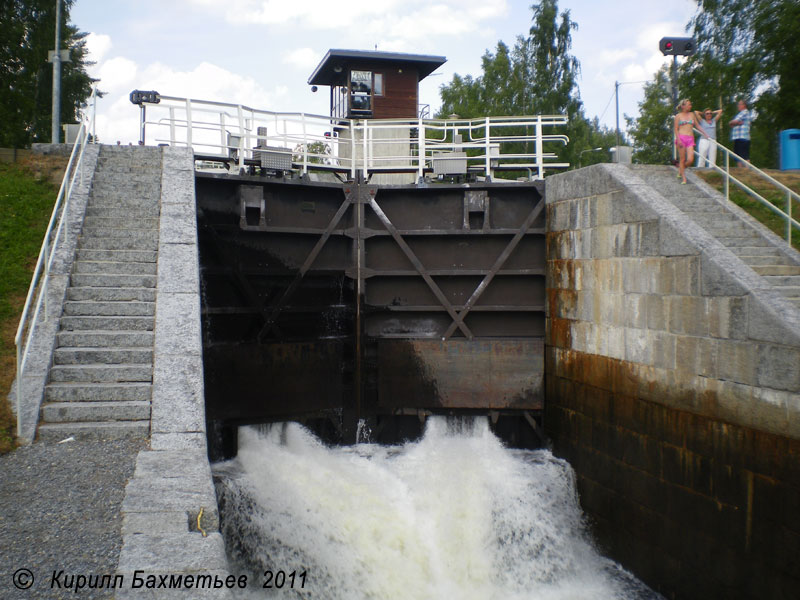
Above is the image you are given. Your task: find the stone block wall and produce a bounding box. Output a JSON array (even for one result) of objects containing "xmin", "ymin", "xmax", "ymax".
[{"xmin": 544, "ymin": 163, "xmax": 800, "ymax": 599}]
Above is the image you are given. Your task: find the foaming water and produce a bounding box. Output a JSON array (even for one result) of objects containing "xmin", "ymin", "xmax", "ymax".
[{"xmin": 213, "ymin": 417, "xmax": 661, "ymax": 599}]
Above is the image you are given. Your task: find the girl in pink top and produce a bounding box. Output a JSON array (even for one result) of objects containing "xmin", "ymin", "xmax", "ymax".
[{"xmin": 674, "ymin": 99, "xmax": 699, "ymax": 184}]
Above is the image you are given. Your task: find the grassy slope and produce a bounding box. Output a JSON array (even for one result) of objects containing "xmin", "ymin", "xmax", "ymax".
[
  {"xmin": 695, "ymin": 168, "xmax": 800, "ymax": 250},
  {"xmin": 0, "ymin": 156, "xmax": 66, "ymax": 453}
]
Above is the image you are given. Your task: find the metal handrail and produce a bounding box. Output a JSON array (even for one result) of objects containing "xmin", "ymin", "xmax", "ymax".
[
  {"xmin": 13, "ymin": 87, "xmax": 97, "ymax": 437},
  {"xmin": 138, "ymin": 95, "xmax": 569, "ymax": 180},
  {"xmin": 694, "ymin": 128, "xmax": 799, "ymax": 243}
]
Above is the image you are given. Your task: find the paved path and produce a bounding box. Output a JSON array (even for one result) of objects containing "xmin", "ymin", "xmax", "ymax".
[{"xmin": 0, "ymin": 439, "xmax": 144, "ymax": 599}]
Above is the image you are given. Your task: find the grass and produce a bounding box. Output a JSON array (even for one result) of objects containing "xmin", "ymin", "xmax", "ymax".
[
  {"xmin": 695, "ymin": 168, "xmax": 800, "ymax": 250},
  {"xmin": 0, "ymin": 155, "xmax": 67, "ymax": 453}
]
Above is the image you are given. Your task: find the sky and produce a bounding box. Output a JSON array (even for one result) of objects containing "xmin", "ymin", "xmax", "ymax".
[{"xmin": 70, "ymin": 0, "xmax": 698, "ymax": 146}]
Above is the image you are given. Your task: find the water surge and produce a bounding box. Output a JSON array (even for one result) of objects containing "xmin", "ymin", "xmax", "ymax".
[{"xmin": 213, "ymin": 417, "xmax": 660, "ymax": 599}]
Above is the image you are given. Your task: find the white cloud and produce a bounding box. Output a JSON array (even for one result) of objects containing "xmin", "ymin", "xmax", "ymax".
[
  {"xmin": 91, "ymin": 58, "xmax": 289, "ymax": 145},
  {"xmin": 283, "ymin": 48, "xmax": 319, "ymax": 70},
  {"xmin": 95, "ymin": 57, "xmax": 138, "ymax": 93},
  {"xmin": 85, "ymin": 33, "xmax": 113, "ymax": 65},
  {"xmin": 185, "ymin": 0, "xmax": 507, "ymax": 46}
]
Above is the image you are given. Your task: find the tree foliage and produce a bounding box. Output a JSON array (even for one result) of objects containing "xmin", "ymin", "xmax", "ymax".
[
  {"xmin": 681, "ymin": 0, "xmax": 800, "ymax": 166},
  {"xmin": 625, "ymin": 66, "xmax": 674, "ymax": 165},
  {"xmin": 0, "ymin": 0, "xmax": 95, "ymax": 147},
  {"xmin": 437, "ymin": 0, "xmax": 615, "ymax": 172}
]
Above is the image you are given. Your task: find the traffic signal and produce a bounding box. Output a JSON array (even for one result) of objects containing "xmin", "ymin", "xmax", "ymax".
[
  {"xmin": 129, "ymin": 90, "xmax": 161, "ymax": 105},
  {"xmin": 659, "ymin": 37, "xmax": 695, "ymax": 56}
]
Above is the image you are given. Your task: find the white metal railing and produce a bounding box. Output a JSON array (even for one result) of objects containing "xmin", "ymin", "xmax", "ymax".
[
  {"xmin": 694, "ymin": 129, "xmax": 799, "ymax": 243},
  {"xmin": 14, "ymin": 87, "xmax": 97, "ymax": 437},
  {"xmin": 138, "ymin": 95, "xmax": 569, "ymax": 180}
]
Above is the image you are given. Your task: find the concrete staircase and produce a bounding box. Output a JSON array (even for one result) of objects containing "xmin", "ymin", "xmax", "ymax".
[
  {"xmin": 631, "ymin": 165, "xmax": 800, "ymax": 310},
  {"xmin": 37, "ymin": 146, "xmax": 162, "ymax": 441}
]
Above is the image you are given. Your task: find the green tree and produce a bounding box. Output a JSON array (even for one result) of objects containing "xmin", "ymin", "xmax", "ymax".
[
  {"xmin": 626, "ymin": 66, "xmax": 674, "ymax": 165},
  {"xmin": 684, "ymin": 0, "xmax": 800, "ymax": 167},
  {"xmin": 437, "ymin": 0, "xmax": 605, "ymax": 173},
  {"xmin": 0, "ymin": 0, "xmax": 95, "ymax": 147}
]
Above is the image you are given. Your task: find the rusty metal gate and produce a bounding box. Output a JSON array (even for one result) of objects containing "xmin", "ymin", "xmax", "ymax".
[{"xmin": 196, "ymin": 173, "xmax": 546, "ymax": 450}]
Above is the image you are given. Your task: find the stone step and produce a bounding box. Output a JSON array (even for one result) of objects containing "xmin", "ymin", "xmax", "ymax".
[
  {"xmin": 76, "ymin": 249, "xmax": 157, "ymax": 263},
  {"xmin": 59, "ymin": 315, "xmax": 154, "ymax": 331},
  {"xmin": 80, "ymin": 228, "xmax": 158, "ymax": 241},
  {"xmin": 775, "ymin": 286, "xmax": 800, "ymax": 298},
  {"xmin": 45, "ymin": 381, "xmax": 152, "ymax": 402},
  {"xmin": 57, "ymin": 330, "xmax": 153, "ymax": 348},
  {"xmin": 716, "ymin": 237, "xmax": 770, "ymax": 248},
  {"xmin": 95, "ymin": 160, "xmax": 162, "ymax": 171},
  {"xmin": 66, "ymin": 286, "xmax": 156, "ymax": 302},
  {"xmin": 763, "ymin": 275, "xmax": 800, "ymax": 287},
  {"xmin": 83, "ymin": 216, "xmax": 161, "ymax": 230},
  {"xmin": 85, "ymin": 207, "xmax": 160, "ymax": 219},
  {"xmin": 54, "ymin": 347, "xmax": 154, "ymax": 365},
  {"xmin": 70, "ymin": 273, "xmax": 156, "ymax": 288},
  {"xmin": 751, "ymin": 265, "xmax": 800, "ymax": 276},
  {"xmin": 73, "ymin": 260, "xmax": 157, "ymax": 275},
  {"xmin": 92, "ymin": 173, "xmax": 161, "ymax": 184},
  {"xmin": 63, "ymin": 300, "xmax": 155, "ymax": 317},
  {"xmin": 49, "ymin": 363, "xmax": 152, "ymax": 383},
  {"xmin": 37, "ymin": 421, "xmax": 150, "ymax": 442},
  {"xmin": 700, "ymin": 224, "xmax": 754, "ymax": 237},
  {"xmin": 729, "ymin": 246, "xmax": 785, "ymax": 257},
  {"xmin": 737, "ymin": 255, "xmax": 796, "ymax": 266},
  {"xmin": 41, "ymin": 400, "xmax": 151, "ymax": 423},
  {"xmin": 77, "ymin": 236, "xmax": 158, "ymax": 251},
  {"xmin": 87, "ymin": 191, "xmax": 161, "ymax": 204}
]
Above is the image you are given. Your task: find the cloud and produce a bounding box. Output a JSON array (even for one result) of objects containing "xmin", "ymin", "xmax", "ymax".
[
  {"xmin": 91, "ymin": 57, "xmax": 289, "ymax": 145},
  {"xmin": 184, "ymin": 0, "xmax": 508, "ymax": 47},
  {"xmin": 95, "ymin": 57, "xmax": 138, "ymax": 93},
  {"xmin": 85, "ymin": 33, "xmax": 112, "ymax": 65},
  {"xmin": 283, "ymin": 48, "xmax": 319, "ymax": 71}
]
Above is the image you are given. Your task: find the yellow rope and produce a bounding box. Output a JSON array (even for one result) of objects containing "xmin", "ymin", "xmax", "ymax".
[{"xmin": 197, "ymin": 508, "xmax": 207, "ymax": 537}]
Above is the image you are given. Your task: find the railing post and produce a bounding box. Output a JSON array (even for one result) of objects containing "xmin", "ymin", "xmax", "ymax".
[
  {"xmin": 16, "ymin": 345, "xmax": 21, "ymax": 437},
  {"xmin": 724, "ymin": 151, "xmax": 730, "ymax": 206},
  {"xmin": 363, "ymin": 121, "xmax": 369, "ymax": 180},
  {"xmin": 536, "ymin": 117, "xmax": 544, "ymax": 180},
  {"xmin": 788, "ymin": 190, "xmax": 793, "ymax": 243},
  {"xmin": 237, "ymin": 105, "xmax": 245, "ymax": 172},
  {"xmin": 302, "ymin": 113, "xmax": 308, "ymax": 175},
  {"xmin": 484, "ymin": 117, "xmax": 491, "ymax": 178},
  {"xmin": 350, "ymin": 120, "xmax": 356, "ymax": 180},
  {"xmin": 418, "ymin": 119, "xmax": 426, "ymax": 181},
  {"xmin": 185, "ymin": 99, "xmax": 193, "ymax": 148}
]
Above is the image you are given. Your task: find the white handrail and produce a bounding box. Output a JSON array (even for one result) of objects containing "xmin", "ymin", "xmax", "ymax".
[
  {"xmin": 13, "ymin": 87, "xmax": 97, "ymax": 437},
  {"xmin": 137, "ymin": 95, "xmax": 569, "ymax": 180},
  {"xmin": 694, "ymin": 129, "xmax": 800, "ymax": 243}
]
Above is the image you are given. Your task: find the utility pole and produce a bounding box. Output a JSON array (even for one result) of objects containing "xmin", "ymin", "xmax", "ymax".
[
  {"xmin": 51, "ymin": 0, "xmax": 62, "ymax": 143},
  {"xmin": 615, "ymin": 81, "xmax": 620, "ymax": 149}
]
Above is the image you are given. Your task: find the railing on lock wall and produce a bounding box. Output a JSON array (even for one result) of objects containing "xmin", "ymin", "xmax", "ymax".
[
  {"xmin": 136, "ymin": 95, "xmax": 570, "ymax": 181},
  {"xmin": 694, "ymin": 130, "xmax": 799, "ymax": 244}
]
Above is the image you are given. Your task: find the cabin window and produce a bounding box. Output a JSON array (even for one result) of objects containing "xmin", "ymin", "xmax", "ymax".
[
  {"xmin": 350, "ymin": 70, "xmax": 372, "ymax": 113},
  {"xmin": 374, "ymin": 73, "xmax": 384, "ymax": 97}
]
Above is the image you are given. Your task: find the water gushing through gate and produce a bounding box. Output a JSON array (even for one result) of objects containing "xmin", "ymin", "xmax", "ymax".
[{"xmin": 213, "ymin": 417, "xmax": 660, "ymax": 599}]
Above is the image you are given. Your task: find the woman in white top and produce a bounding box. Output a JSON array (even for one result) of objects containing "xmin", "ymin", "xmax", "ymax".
[{"xmin": 694, "ymin": 108, "xmax": 723, "ymax": 168}]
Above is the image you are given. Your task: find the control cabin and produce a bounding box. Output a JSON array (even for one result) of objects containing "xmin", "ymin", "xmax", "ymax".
[{"xmin": 308, "ymin": 49, "xmax": 446, "ymax": 120}]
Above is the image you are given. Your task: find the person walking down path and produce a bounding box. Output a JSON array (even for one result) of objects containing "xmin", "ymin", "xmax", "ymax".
[
  {"xmin": 674, "ymin": 99, "xmax": 699, "ymax": 184},
  {"xmin": 729, "ymin": 99, "xmax": 753, "ymax": 166},
  {"xmin": 695, "ymin": 108, "xmax": 723, "ymax": 168}
]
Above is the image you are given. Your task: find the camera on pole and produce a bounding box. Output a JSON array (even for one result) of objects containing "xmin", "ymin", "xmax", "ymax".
[{"xmin": 659, "ymin": 37, "xmax": 695, "ymax": 57}]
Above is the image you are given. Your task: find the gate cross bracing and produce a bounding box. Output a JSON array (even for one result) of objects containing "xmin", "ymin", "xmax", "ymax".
[{"xmin": 197, "ymin": 174, "xmax": 546, "ymax": 435}]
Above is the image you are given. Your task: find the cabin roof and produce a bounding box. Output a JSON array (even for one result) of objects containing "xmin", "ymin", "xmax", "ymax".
[{"xmin": 308, "ymin": 49, "xmax": 447, "ymax": 86}]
